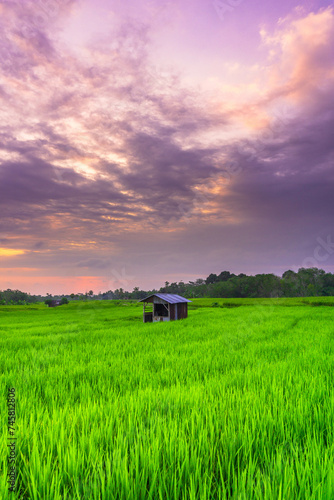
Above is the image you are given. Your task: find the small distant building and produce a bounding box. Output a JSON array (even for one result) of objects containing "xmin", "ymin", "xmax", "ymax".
[
  {"xmin": 139, "ymin": 293, "xmax": 192, "ymax": 323},
  {"xmin": 48, "ymin": 299, "xmax": 62, "ymax": 307}
]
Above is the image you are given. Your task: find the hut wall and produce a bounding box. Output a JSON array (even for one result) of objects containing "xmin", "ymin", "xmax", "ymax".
[
  {"xmin": 169, "ymin": 304, "xmax": 175, "ymax": 321},
  {"xmin": 177, "ymin": 303, "xmax": 188, "ymax": 319}
]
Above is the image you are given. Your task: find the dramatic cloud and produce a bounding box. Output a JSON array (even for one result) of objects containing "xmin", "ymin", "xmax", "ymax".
[{"xmin": 0, "ymin": 1, "xmax": 333, "ymax": 293}]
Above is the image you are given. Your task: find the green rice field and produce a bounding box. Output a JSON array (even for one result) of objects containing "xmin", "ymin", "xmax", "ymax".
[{"xmin": 1, "ymin": 297, "xmax": 334, "ymax": 499}]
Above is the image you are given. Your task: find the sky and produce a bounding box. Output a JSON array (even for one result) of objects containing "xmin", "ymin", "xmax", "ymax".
[{"xmin": 0, "ymin": 0, "xmax": 334, "ymax": 295}]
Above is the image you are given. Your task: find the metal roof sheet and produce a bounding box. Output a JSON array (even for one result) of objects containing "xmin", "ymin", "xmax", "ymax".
[{"xmin": 139, "ymin": 293, "xmax": 192, "ymax": 304}]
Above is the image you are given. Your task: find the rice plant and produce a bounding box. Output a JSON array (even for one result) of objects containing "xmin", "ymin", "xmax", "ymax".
[{"xmin": 1, "ymin": 299, "xmax": 334, "ymax": 499}]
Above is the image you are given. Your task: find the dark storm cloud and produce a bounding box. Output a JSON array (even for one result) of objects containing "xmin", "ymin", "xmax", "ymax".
[
  {"xmin": 116, "ymin": 131, "xmax": 220, "ymax": 221},
  {"xmin": 226, "ymin": 95, "xmax": 334, "ymax": 225},
  {"xmin": 0, "ymin": 159, "xmax": 129, "ymax": 210}
]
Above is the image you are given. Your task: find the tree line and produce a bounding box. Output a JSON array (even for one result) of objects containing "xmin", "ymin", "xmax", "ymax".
[
  {"xmin": 130, "ymin": 268, "xmax": 334, "ymax": 300},
  {"xmin": 0, "ymin": 289, "xmax": 39, "ymax": 305},
  {"xmin": 1, "ymin": 268, "xmax": 334, "ymax": 304},
  {"xmin": 90, "ymin": 267, "xmax": 334, "ymax": 300}
]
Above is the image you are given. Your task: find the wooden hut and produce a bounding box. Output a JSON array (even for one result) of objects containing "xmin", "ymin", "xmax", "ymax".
[
  {"xmin": 139, "ymin": 293, "xmax": 191, "ymax": 323},
  {"xmin": 48, "ymin": 299, "xmax": 62, "ymax": 307}
]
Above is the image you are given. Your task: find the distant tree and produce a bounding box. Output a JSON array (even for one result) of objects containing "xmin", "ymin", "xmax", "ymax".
[
  {"xmin": 159, "ymin": 281, "xmax": 170, "ymax": 293},
  {"xmin": 323, "ymin": 273, "xmax": 334, "ymax": 296},
  {"xmin": 102, "ymin": 290, "xmax": 114, "ymax": 300},
  {"xmin": 217, "ymin": 271, "xmax": 233, "ymax": 282},
  {"xmin": 114, "ymin": 288, "xmax": 125, "ymax": 299},
  {"xmin": 60, "ymin": 297, "xmax": 69, "ymax": 305},
  {"xmin": 195, "ymin": 279, "xmax": 205, "ymax": 286},
  {"xmin": 281, "ymin": 270, "xmax": 298, "ymax": 296},
  {"xmin": 297, "ymin": 268, "xmax": 325, "ymax": 296},
  {"xmin": 169, "ymin": 282, "xmax": 179, "ymax": 293},
  {"xmin": 211, "ymin": 280, "xmax": 237, "ymax": 298},
  {"xmin": 282, "ymin": 270, "xmax": 296, "ymax": 279},
  {"xmin": 178, "ymin": 281, "xmax": 186, "ymax": 294},
  {"xmin": 88, "ymin": 290, "xmax": 94, "ymax": 297},
  {"xmin": 254, "ymin": 274, "xmax": 282, "ymax": 298},
  {"xmin": 206, "ymin": 273, "xmax": 218, "ymax": 284},
  {"xmin": 132, "ymin": 287, "xmax": 141, "ymax": 299}
]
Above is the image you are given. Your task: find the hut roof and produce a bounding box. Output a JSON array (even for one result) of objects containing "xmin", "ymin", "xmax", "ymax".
[{"xmin": 139, "ymin": 293, "xmax": 192, "ymax": 304}]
